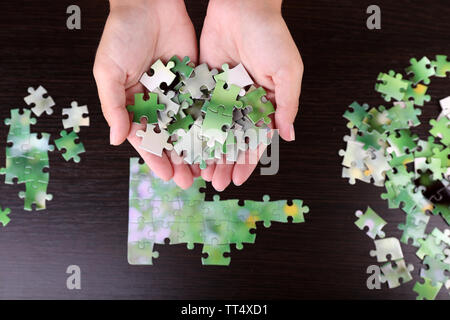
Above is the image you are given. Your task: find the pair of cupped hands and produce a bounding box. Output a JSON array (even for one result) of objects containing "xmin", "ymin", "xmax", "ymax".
[{"xmin": 93, "ymin": 0, "xmax": 303, "ymax": 191}]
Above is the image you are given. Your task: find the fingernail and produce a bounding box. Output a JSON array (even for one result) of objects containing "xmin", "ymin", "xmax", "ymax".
[
  {"xmin": 109, "ymin": 129, "xmax": 116, "ymax": 145},
  {"xmin": 289, "ymin": 124, "xmax": 295, "ymax": 141}
]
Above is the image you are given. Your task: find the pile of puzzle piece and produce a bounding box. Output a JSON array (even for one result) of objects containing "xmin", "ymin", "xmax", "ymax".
[
  {"xmin": 340, "ymin": 55, "xmax": 450, "ymax": 299},
  {"xmin": 128, "ymin": 157, "xmax": 309, "ymax": 265},
  {"xmin": 128, "ymin": 56, "xmax": 274, "ymax": 168},
  {"xmin": 0, "ymin": 85, "xmax": 88, "ymax": 221}
]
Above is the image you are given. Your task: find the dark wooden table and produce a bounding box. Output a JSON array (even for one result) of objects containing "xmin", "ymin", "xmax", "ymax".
[{"xmin": 0, "ymin": 0, "xmax": 449, "ymax": 299}]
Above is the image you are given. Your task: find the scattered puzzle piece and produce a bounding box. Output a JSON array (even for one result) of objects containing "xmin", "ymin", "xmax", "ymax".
[
  {"xmin": 0, "ymin": 207, "xmax": 11, "ymax": 227},
  {"xmin": 413, "ymin": 278, "xmax": 443, "ymax": 300},
  {"xmin": 54, "ymin": 130, "xmax": 85, "ymax": 163},
  {"xmin": 62, "ymin": 101, "xmax": 89, "ymax": 133},
  {"xmin": 354, "ymin": 207, "xmax": 386, "ymax": 239},
  {"xmin": 24, "ymin": 86, "xmax": 55, "ymax": 117}
]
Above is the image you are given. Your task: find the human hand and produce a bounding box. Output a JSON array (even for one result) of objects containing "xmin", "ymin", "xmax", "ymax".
[
  {"xmin": 199, "ymin": 0, "xmax": 304, "ymax": 191},
  {"xmin": 93, "ymin": 0, "xmax": 200, "ymax": 189}
]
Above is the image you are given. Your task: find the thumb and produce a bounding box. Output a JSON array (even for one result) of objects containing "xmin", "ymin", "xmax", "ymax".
[
  {"xmin": 93, "ymin": 53, "xmax": 130, "ymax": 145},
  {"xmin": 273, "ymin": 60, "xmax": 303, "ymax": 141}
]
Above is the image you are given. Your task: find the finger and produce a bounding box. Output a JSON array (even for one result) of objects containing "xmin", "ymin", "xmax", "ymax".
[
  {"xmin": 190, "ymin": 164, "xmax": 201, "ymax": 178},
  {"xmin": 273, "ymin": 57, "xmax": 303, "ymax": 142},
  {"xmin": 201, "ymin": 160, "xmax": 216, "ymax": 182},
  {"xmin": 211, "ymin": 156, "xmax": 233, "ymax": 192},
  {"xmin": 93, "ymin": 54, "xmax": 130, "ymax": 146},
  {"xmin": 168, "ymin": 150, "xmax": 194, "ymax": 189},
  {"xmin": 127, "ymin": 123, "xmax": 174, "ymax": 181},
  {"xmin": 232, "ymin": 142, "xmax": 268, "ymax": 186}
]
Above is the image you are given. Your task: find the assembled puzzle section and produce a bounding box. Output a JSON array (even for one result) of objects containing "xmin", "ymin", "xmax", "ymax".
[
  {"xmin": 1, "ymin": 86, "xmax": 89, "ymax": 216},
  {"xmin": 1, "ymin": 109, "xmax": 52, "ymax": 211},
  {"xmin": 342, "ymin": 55, "xmax": 450, "ymax": 299},
  {"xmin": 128, "ymin": 56, "xmax": 275, "ymax": 169},
  {"xmin": 128, "ymin": 158, "xmax": 310, "ymax": 266}
]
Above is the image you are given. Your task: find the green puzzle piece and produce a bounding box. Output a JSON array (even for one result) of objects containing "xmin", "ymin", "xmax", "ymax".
[
  {"xmin": 170, "ymin": 55, "xmax": 194, "ymax": 78},
  {"xmin": 413, "ymin": 278, "xmax": 443, "ymax": 300},
  {"xmin": 167, "ymin": 113, "xmax": 194, "ymax": 135},
  {"xmin": 4, "ymin": 108, "xmax": 36, "ymax": 137},
  {"xmin": 128, "ymin": 239, "xmax": 159, "ymax": 265},
  {"xmin": 431, "ymin": 55, "xmax": 450, "ymax": 77},
  {"xmin": 0, "ymin": 206, "xmax": 11, "ymax": 227},
  {"xmin": 202, "ymin": 244, "xmax": 231, "ymax": 266},
  {"xmin": 375, "ymin": 70, "xmax": 410, "ymax": 102},
  {"xmin": 239, "ymin": 87, "xmax": 274, "ymax": 124},
  {"xmin": 429, "ymin": 117, "xmax": 450, "ymax": 146},
  {"xmin": 203, "ymin": 80, "xmax": 243, "ymax": 115},
  {"xmin": 54, "ymin": 130, "xmax": 85, "ymax": 163},
  {"xmin": 343, "ymin": 101, "xmax": 369, "ymax": 130},
  {"xmin": 127, "ymin": 93, "xmax": 164, "ymax": 124},
  {"xmin": 405, "ymin": 57, "xmax": 435, "ymax": 85},
  {"xmin": 403, "ymin": 83, "xmax": 430, "ymax": 106},
  {"xmin": 354, "ymin": 206, "xmax": 386, "ymax": 239},
  {"xmin": 19, "ymin": 180, "xmax": 52, "ymax": 211}
]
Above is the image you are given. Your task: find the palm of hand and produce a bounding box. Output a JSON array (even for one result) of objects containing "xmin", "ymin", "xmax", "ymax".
[
  {"xmin": 95, "ymin": 3, "xmax": 199, "ymax": 187},
  {"xmin": 198, "ymin": 4, "xmax": 303, "ymax": 190}
]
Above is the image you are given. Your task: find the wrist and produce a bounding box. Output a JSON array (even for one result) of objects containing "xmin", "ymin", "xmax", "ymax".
[
  {"xmin": 208, "ymin": 0, "xmax": 282, "ymax": 17},
  {"xmin": 109, "ymin": 0, "xmax": 185, "ymax": 10}
]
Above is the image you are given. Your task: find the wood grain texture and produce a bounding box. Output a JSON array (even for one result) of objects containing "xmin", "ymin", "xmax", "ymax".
[{"xmin": 0, "ymin": 0, "xmax": 449, "ymax": 299}]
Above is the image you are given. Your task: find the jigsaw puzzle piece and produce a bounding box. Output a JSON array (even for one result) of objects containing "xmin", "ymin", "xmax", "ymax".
[
  {"xmin": 201, "ymin": 106, "xmax": 232, "ymax": 147},
  {"xmin": 23, "ymin": 132, "xmax": 54, "ymax": 161},
  {"xmin": 127, "ymin": 93, "xmax": 164, "ymax": 124},
  {"xmin": 169, "ymin": 55, "xmax": 194, "ymax": 78},
  {"xmin": 4, "ymin": 108, "xmax": 36, "ymax": 137},
  {"xmin": 1, "ymin": 155, "xmax": 29, "ymax": 184},
  {"xmin": 379, "ymin": 259, "xmax": 414, "ymax": 288},
  {"xmin": 420, "ymin": 254, "xmax": 450, "ymax": 286},
  {"xmin": 153, "ymin": 88, "xmax": 180, "ymax": 125},
  {"xmin": 19, "ymin": 180, "xmax": 52, "ymax": 211},
  {"xmin": 140, "ymin": 59, "xmax": 176, "ymax": 91},
  {"xmin": 239, "ymin": 86, "xmax": 274, "ymax": 125},
  {"xmin": 167, "ymin": 113, "xmax": 194, "ymax": 134},
  {"xmin": 413, "ymin": 278, "xmax": 443, "ymax": 300},
  {"xmin": 385, "ymin": 101, "xmax": 421, "ymax": 131},
  {"xmin": 24, "ymin": 86, "xmax": 55, "ymax": 117},
  {"xmin": 203, "ymin": 80, "xmax": 243, "ymax": 114},
  {"xmin": 201, "ymin": 243, "xmax": 231, "ymax": 266},
  {"xmin": 62, "ymin": 101, "xmax": 90, "ymax": 133},
  {"xmin": 375, "ymin": 70, "xmax": 410, "ymax": 102},
  {"xmin": 398, "ymin": 211, "xmax": 429, "ymax": 247},
  {"xmin": 0, "ymin": 206, "xmax": 11, "ymax": 227},
  {"xmin": 431, "ymin": 228, "xmax": 450, "ymax": 247},
  {"xmin": 127, "ymin": 238, "xmax": 159, "ymax": 265},
  {"xmin": 429, "ymin": 117, "xmax": 450, "ymax": 146},
  {"xmin": 214, "ymin": 63, "xmax": 254, "ymax": 95},
  {"xmin": 370, "ymin": 237, "xmax": 403, "ymax": 262},
  {"xmin": 403, "ymin": 83, "xmax": 430, "ymax": 106},
  {"xmin": 136, "ymin": 124, "xmax": 173, "ymax": 157},
  {"xmin": 416, "ymin": 234, "xmax": 447, "ymax": 260},
  {"xmin": 343, "ymin": 101, "xmax": 370, "ymax": 130},
  {"xmin": 181, "ymin": 63, "xmax": 218, "ymax": 99},
  {"xmin": 354, "ymin": 207, "xmax": 386, "ymax": 239},
  {"xmin": 54, "ymin": 130, "xmax": 85, "ymax": 163},
  {"xmin": 363, "ymin": 149, "xmax": 391, "ymax": 187},
  {"xmin": 342, "ymin": 165, "xmax": 371, "ymax": 185},
  {"xmin": 405, "ymin": 56, "xmax": 435, "ymax": 85},
  {"xmin": 431, "ymin": 55, "xmax": 450, "ymax": 77}
]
